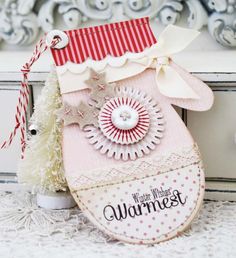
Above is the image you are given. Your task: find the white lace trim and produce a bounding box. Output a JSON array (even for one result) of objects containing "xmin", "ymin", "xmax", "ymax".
[
  {"xmin": 69, "ymin": 144, "xmax": 201, "ymax": 191},
  {"xmin": 0, "ymin": 192, "xmax": 235, "ymax": 258}
]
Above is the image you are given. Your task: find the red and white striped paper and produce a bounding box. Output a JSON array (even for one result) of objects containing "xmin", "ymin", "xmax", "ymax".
[{"xmin": 51, "ymin": 17, "xmax": 157, "ymax": 66}]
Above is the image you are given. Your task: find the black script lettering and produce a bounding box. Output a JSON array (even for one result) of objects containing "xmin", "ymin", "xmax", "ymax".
[
  {"xmin": 139, "ymin": 194, "xmax": 151, "ymax": 203},
  {"xmin": 103, "ymin": 189, "xmax": 188, "ymax": 222},
  {"xmin": 142, "ymin": 199, "xmax": 164, "ymax": 213},
  {"xmin": 162, "ymin": 197, "xmax": 171, "ymax": 208},
  {"xmin": 166, "ymin": 188, "xmax": 171, "ymax": 195},
  {"xmin": 103, "ymin": 204, "xmax": 127, "ymax": 221},
  {"xmin": 103, "ymin": 205, "xmax": 116, "ymax": 221},
  {"xmin": 132, "ymin": 193, "xmax": 140, "ymax": 203},
  {"xmin": 173, "ymin": 190, "xmax": 187, "ymax": 205},
  {"xmin": 151, "ymin": 189, "xmax": 159, "ymax": 199},
  {"xmin": 169, "ymin": 194, "xmax": 179, "ymax": 207},
  {"xmin": 128, "ymin": 205, "xmax": 143, "ymax": 217}
]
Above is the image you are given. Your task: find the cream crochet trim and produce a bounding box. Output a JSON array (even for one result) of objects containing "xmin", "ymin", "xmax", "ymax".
[
  {"xmin": 0, "ymin": 192, "xmax": 235, "ymax": 258},
  {"xmin": 69, "ymin": 144, "xmax": 201, "ymax": 191}
]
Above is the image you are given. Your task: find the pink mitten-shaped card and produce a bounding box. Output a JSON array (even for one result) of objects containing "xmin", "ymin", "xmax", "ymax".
[
  {"xmin": 49, "ymin": 18, "xmax": 214, "ymax": 244},
  {"xmin": 15, "ymin": 17, "xmax": 213, "ymax": 244}
]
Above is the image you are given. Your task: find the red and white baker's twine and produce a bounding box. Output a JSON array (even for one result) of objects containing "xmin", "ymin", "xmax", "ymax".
[{"xmin": 1, "ymin": 37, "xmax": 59, "ymax": 159}]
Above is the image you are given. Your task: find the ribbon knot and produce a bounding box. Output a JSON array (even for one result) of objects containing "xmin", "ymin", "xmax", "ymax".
[
  {"xmin": 21, "ymin": 67, "xmax": 30, "ymax": 74},
  {"xmin": 150, "ymin": 25, "xmax": 201, "ymax": 100},
  {"xmin": 157, "ymin": 56, "xmax": 169, "ymax": 66},
  {"xmin": 1, "ymin": 36, "xmax": 50, "ymax": 157}
]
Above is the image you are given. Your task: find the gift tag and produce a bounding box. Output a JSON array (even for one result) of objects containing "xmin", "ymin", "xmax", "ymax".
[
  {"xmin": 5, "ymin": 17, "xmax": 213, "ymax": 244},
  {"xmin": 51, "ymin": 18, "xmax": 213, "ymax": 244}
]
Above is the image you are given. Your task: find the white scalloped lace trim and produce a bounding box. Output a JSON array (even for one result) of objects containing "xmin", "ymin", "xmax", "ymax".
[
  {"xmin": 0, "ymin": 192, "xmax": 236, "ymax": 258},
  {"xmin": 69, "ymin": 144, "xmax": 201, "ymax": 191}
]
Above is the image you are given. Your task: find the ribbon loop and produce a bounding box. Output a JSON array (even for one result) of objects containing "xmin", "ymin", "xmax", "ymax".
[
  {"xmin": 155, "ymin": 62, "xmax": 200, "ymax": 100},
  {"xmin": 152, "ymin": 25, "xmax": 200, "ymax": 100}
]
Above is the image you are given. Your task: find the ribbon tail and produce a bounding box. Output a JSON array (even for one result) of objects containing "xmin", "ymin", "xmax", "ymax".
[
  {"xmin": 149, "ymin": 25, "xmax": 200, "ymax": 58},
  {"xmin": 156, "ymin": 65, "xmax": 200, "ymax": 99}
]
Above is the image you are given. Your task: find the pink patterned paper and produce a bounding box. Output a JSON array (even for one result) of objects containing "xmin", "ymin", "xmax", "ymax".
[{"xmin": 61, "ymin": 62, "xmax": 213, "ymax": 244}]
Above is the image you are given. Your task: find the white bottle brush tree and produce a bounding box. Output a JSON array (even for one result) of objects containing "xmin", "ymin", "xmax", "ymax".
[{"xmin": 18, "ymin": 69, "xmax": 68, "ymax": 192}]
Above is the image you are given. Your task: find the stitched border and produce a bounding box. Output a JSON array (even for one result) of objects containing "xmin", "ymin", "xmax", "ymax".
[
  {"xmin": 72, "ymin": 163, "xmax": 204, "ymax": 243},
  {"xmin": 70, "ymin": 144, "xmax": 201, "ymax": 192},
  {"xmin": 71, "ymin": 161, "xmax": 201, "ymax": 193},
  {"xmin": 69, "ymin": 22, "xmax": 149, "ymax": 37}
]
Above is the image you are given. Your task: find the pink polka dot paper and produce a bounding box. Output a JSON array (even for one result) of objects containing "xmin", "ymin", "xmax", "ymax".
[
  {"xmin": 73, "ymin": 163, "xmax": 205, "ymax": 244},
  {"xmin": 63, "ymin": 67, "xmax": 213, "ymax": 244}
]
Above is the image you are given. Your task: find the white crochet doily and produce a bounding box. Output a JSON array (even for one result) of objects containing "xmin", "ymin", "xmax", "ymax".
[{"xmin": 0, "ymin": 191, "xmax": 236, "ymax": 258}]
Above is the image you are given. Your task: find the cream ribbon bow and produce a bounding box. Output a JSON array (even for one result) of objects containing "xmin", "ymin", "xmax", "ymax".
[{"xmin": 149, "ymin": 25, "xmax": 200, "ymax": 99}]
